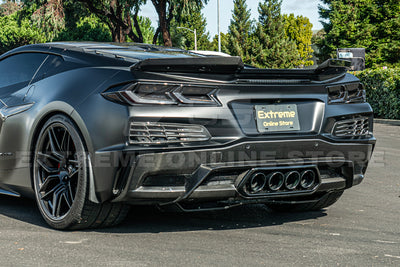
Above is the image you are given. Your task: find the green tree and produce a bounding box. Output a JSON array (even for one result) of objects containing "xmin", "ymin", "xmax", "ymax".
[
  {"xmin": 0, "ymin": 0, "xmax": 22, "ymax": 16},
  {"xmin": 210, "ymin": 33, "xmax": 230, "ymax": 54},
  {"xmin": 227, "ymin": 0, "xmax": 253, "ymax": 62},
  {"xmin": 249, "ymin": 0, "xmax": 300, "ymax": 68},
  {"xmin": 56, "ymin": 14, "xmax": 154, "ymax": 43},
  {"xmin": 318, "ymin": 0, "xmax": 400, "ymax": 67},
  {"xmin": 23, "ymin": 1, "xmax": 155, "ymax": 43},
  {"xmin": 30, "ymin": 0, "xmax": 65, "ymax": 41},
  {"xmin": 0, "ymin": 12, "xmax": 46, "ymax": 55},
  {"xmin": 131, "ymin": 16, "xmax": 155, "ymax": 44},
  {"xmin": 61, "ymin": 0, "xmax": 91, "ymax": 31},
  {"xmin": 72, "ymin": 0, "xmax": 146, "ymax": 43},
  {"xmin": 150, "ymin": 0, "xmax": 208, "ymax": 46},
  {"xmin": 170, "ymin": 5, "xmax": 210, "ymax": 51},
  {"xmin": 56, "ymin": 15, "xmax": 111, "ymax": 42},
  {"xmin": 283, "ymin": 14, "xmax": 314, "ymax": 66},
  {"xmin": 311, "ymin": 29, "xmax": 325, "ymax": 45}
]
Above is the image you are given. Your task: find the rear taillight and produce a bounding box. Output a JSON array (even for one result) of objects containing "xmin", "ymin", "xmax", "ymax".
[
  {"xmin": 327, "ymin": 83, "xmax": 366, "ymax": 104},
  {"xmin": 102, "ymin": 82, "xmax": 220, "ymax": 106}
]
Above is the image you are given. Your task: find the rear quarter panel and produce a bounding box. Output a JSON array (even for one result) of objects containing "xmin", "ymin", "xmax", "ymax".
[{"xmin": 0, "ymin": 67, "xmax": 120, "ymax": 194}]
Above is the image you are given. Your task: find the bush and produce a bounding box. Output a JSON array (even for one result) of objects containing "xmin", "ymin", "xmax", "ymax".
[{"xmin": 353, "ymin": 68, "xmax": 400, "ymax": 119}]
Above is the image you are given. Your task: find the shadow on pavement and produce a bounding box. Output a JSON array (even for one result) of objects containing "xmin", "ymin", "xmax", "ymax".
[
  {"xmin": 102, "ymin": 205, "xmax": 327, "ymax": 234},
  {"xmin": 0, "ymin": 195, "xmax": 48, "ymax": 228},
  {"xmin": 0, "ymin": 195, "xmax": 327, "ymax": 233}
]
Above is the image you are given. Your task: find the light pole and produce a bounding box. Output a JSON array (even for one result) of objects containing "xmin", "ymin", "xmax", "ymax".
[
  {"xmin": 217, "ymin": 0, "xmax": 221, "ymax": 52},
  {"xmin": 177, "ymin": 27, "xmax": 197, "ymax": 51}
]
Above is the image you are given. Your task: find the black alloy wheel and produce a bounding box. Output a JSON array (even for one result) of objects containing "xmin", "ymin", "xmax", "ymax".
[
  {"xmin": 33, "ymin": 114, "xmax": 129, "ymax": 230},
  {"xmin": 34, "ymin": 121, "xmax": 79, "ymax": 220}
]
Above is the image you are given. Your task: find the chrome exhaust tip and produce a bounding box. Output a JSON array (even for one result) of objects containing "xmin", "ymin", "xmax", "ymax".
[
  {"xmin": 267, "ymin": 172, "xmax": 285, "ymax": 191},
  {"xmin": 284, "ymin": 171, "xmax": 301, "ymax": 190},
  {"xmin": 300, "ymin": 170, "xmax": 316, "ymax": 189},
  {"xmin": 248, "ymin": 172, "xmax": 267, "ymax": 193}
]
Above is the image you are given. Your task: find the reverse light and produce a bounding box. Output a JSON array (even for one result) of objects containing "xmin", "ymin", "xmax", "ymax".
[
  {"xmin": 327, "ymin": 83, "xmax": 366, "ymax": 104},
  {"xmin": 102, "ymin": 82, "xmax": 220, "ymax": 106}
]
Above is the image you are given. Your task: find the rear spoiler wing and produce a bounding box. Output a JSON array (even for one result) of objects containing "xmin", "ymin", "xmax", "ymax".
[
  {"xmin": 131, "ymin": 56, "xmax": 244, "ymax": 74},
  {"xmin": 131, "ymin": 57, "xmax": 351, "ymax": 81},
  {"xmin": 238, "ymin": 59, "xmax": 351, "ymax": 81}
]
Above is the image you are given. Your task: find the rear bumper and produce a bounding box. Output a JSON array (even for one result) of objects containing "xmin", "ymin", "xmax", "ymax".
[{"xmin": 91, "ymin": 137, "xmax": 375, "ymax": 204}]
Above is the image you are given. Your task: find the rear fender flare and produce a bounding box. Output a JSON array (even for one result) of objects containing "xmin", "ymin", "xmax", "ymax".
[{"xmin": 28, "ymin": 102, "xmax": 98, "ymax": 203}]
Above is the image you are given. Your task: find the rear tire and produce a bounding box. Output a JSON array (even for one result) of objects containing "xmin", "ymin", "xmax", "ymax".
[
  {"xmin": 32, "ymin": 114, "xmax": 129, "ymax": 230},
  {"xmin": 266, "ymin": 190, "xmax": 344, "ymax": 212}
]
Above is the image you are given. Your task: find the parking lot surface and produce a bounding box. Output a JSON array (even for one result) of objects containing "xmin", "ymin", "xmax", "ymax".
[{"xmin": 0, "ymin": 123, "xmax": 399, "ymax": 266}]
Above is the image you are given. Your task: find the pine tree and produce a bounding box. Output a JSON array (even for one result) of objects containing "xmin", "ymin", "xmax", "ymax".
[
  {"xmin": 227, "ymin": 0, "xmax": 253, "ymax": 63},
  {"xmin": 318, "ymin": 0, "xmax": 400, "ymax": 67},
  {"xmin": 250, "ymin": 0, "xmax": 300, "ymax": 69},
  {"xmin": 210, "ymin": 32, "xmax": 230, "ymax": 54},
  {"xmin": 170, "ymin": 5, "xmax": 211, "ymax": 50}
]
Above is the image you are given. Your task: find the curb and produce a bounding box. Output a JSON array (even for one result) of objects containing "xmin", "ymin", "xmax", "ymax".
[{"xmin": 374, "ymin": 119, "xmax": 400, "ymax": 126}]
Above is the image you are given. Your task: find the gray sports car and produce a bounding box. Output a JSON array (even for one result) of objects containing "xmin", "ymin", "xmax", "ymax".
[{"xmin": 0, "ymin": 42, "xmax": 375, "ymax": 229}]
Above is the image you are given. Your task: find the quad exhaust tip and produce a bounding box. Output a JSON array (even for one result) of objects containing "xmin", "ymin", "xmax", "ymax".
[
  {"xmin": 244, "ymin": 168, "xmax": 318, "ymax": 195},
  {"xmin": 300, "ymin": 170, "xmax": 316, "ymax": 189},
  {"xmin": 248, "ymin": 172, "xmax": 267, "ymax": 193},
  {"xmin": 284, "ymin": 171, "xmax": 301, "ymax": 190},
  {"xmin": 266, "ymin": 172, "xmax": 285, "ymax": 191}
]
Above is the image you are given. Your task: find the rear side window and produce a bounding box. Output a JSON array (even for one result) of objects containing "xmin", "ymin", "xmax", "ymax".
[
  {"xmin": 0, "ymin": 53, "xmax": 48, "ymax": 88},
  {"xmin": 33, "ymin": 55, "xmax": 64, "ymax": 82}
]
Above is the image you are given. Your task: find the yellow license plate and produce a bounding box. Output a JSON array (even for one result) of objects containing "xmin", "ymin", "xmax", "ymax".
[{"xmin": 255, "ymin": 104, "xmax": 300, "ymax": 132}]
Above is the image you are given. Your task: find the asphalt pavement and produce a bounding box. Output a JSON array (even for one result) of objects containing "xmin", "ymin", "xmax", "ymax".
[{"xmin": 0, "ymin": 123, "xmax": 399, "ymax": 266}]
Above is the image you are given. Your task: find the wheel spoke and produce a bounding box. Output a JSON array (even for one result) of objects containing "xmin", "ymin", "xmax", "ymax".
[
  {"xmin": 68, "ymin": 159, "xmax": 79, "ymax": 164},
  {"xmin": 48, "ymin": 127, "xmax": 64, "ymax": 160},
  {"xmin": 66, "ymin": 134, "xmax": 71, "ymax": 157},
  {"xmin": 63, "ymin": 191, "xmax": 72, "ymax": 209},
  {"xmin": 39, "ymin": 175, "xmax": 59, "ymax": 193},
  {"xmin": 37, "ymin": 158, "xmax": 58, "ymax": 174},
  {"xmin": 37, "ymin": 151, "xmax": 61, "ymax": 163},
  {"xmin": 60, "ymin": 129, "xmax": 67, "ymax": 152},
  {"xmin": 41, "ymin": 183, "xmax": 63, "ymax": 200},
  {"xmin": 69, "ymin": 168, "xmax": 79, "ymax": 178},
  {"xmin": 68, "ymin": 183, "xmax": 74, "ymax": 202},
  {"xmin": 52, "ymin": 186, "xmax": 64, "ymax": 217}
]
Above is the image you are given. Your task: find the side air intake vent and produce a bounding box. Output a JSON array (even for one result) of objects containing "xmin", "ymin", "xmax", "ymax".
[
  {"xmin": 332, "ymin": 116, "xmax": 371, "ymax": 138},
  {"xmin": 129, "ymin": 122, "xmax": 211, "ymax": 145}
]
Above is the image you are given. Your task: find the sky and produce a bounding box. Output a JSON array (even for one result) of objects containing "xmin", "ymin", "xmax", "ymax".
[
  {"xmin": 141, "ymin": 0, "xmax": 325, "ymax": 38},
  {"xmin": 0, "ymin": 0, "xmax": 325, "ymax": 36}
]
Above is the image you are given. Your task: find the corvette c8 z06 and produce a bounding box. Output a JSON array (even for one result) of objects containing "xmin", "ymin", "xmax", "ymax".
[{"xmin": 0, "ymin": 42, "xmax": 375, "ymax": 229}]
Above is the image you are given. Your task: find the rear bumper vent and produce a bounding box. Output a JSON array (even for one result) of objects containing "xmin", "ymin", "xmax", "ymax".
[
  {"xmin": 332, "ymin": 116, "xmax": 371, "ymax": 138},
  {"xmin": 129, "ymin": 122, "xmax": 211, "ymax": 145}
]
